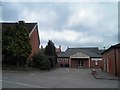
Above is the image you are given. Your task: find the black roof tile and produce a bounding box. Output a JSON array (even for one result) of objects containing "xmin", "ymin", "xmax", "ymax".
[
  {"xmin": 58, "ymin": 47, "xmax": 102, "ymax": 58},
  {"xmin": 1, "ymin": 22, "xmax": 37, "ymax": 34},
  {"xmin": 102, "ymin": 43, "xmax": 120, "ymax": 54}
]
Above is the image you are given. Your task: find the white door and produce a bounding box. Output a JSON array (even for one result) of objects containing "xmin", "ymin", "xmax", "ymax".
[{"xmin": 78, "ymin": 60, "xmax": 83, "ymax": 67}]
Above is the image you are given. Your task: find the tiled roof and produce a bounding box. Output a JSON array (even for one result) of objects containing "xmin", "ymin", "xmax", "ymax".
[
  {"xmin": 102, "ymin": 43, "xmax": 120, "ymax": 54},
  {"xmin": 70, "ymin": 52, "xmax": 89, "ymax": 58},
  {"xmin": 99, "ymin": 50, "xmax": 104, "ymax": 54},
  {"xmin": 58, "ymin": 47, "xmax": 102, "ymax": 58},
  {"xmin": 1, "ymin": 22, "xmax": 37, "ymax": 34}
]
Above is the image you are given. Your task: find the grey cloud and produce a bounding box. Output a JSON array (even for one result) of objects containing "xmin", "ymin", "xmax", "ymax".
[
  {"xmin": 2, "ymin": 2, "xmax": 118, "ymax": 51},
  {"xmin": 2, "ymin": 2, "xmax": 20, "ymax": 21}
]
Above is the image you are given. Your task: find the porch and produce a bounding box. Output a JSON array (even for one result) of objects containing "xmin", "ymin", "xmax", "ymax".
[
  {"xmin": 69, "ymin": 52, "xmax": 90, "ymax": 68},
  {"xmin": 70, "ymin": 58, "xmax": 89, "ymax": 68}
]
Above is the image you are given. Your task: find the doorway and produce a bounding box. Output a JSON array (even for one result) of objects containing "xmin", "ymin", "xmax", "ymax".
[{"xmin": 78, "ymin": 60, "xmax": 84, "ymax": 67}]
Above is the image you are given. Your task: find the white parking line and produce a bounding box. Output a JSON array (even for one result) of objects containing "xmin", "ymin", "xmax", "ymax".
[{"xmin": 0, "ymin": 79, "xmax": 46, "ymax": 88}]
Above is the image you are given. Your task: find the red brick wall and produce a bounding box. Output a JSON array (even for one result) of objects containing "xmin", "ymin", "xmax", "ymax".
[
  {"xmin": 116, "ymin": 48, "xmax": 120, "ymax": 77},
  {"xmin": 102, "ymin": 48, "xmax": 120, "ymax": 76},
  {"xmin": 57, "ymin": 57, "xmax": 103, "ymax": 69},
  {"xmin": 57, "ymin": 58, "xmax": 69, "ymax": 67},
  {"xmin": 71, "ymin": 59, "xmax": 89, "ymax": 68},
  {"xmin": 84, "ymin": 60, "xmax": 89, "ymax": 68},
  {"xmin": 90, "ymin": 60, "xmax": 95, "ymax": 68},
  {"xmin": 29, "ymin": 26, "xmax": 40, "ymax": 59},
  {"xmin": 71, "ymin": 60, "xmax": 78, "ymax": 68},
  {"xmin": 90, "ymin": 60, "xmax": 103, "ymax": 69}
]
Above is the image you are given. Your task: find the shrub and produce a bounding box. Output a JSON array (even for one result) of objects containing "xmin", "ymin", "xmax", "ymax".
[
  {"xmin": 33, "ymin": 52, "xmax": 51, "ymax": 70},
  {"xmin": 39, "ymin": 57, "xmax": 50, "ymax": 70}
]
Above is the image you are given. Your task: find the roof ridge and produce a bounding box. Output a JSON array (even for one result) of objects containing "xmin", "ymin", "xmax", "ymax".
[
  {"xmin": 2, "ymin": 22, "xmax": 37, "ymax": 34},
  {"xmin": 1, "ymin": 22, "xmax": 37, "ymax": 24}
]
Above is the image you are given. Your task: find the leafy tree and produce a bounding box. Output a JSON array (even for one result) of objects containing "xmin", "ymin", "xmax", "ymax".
[
  {"xmin": 2, "ymin": 21, "xmax": 31, "ymax": 66},
  {"xmin": 2, "ymin": 26, "xmax": 18, "ymax": 65},
  {"xmin": 44, "ymin": 40, "xmax": 57, "ymax": 68}
]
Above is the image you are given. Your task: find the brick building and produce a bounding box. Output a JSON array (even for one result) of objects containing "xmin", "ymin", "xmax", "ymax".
[
  {"xmin": 57, "ymin": 47, "xmax": 103, "ymax": 68},
  {"xmin": 102, "ymin": 43, "xmax": 120, "ymax": 77},
  {"xmin": 2, "ymin": 21, "xmax": 40, "ymax": 60}
]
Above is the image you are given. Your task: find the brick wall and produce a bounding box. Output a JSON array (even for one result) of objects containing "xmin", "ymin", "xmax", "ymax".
[
  {"xmin": 90, "ymin": 60, "xmax": 103, "ymax": 69},
  {"xmin": 57, "ymin": 57, "xmax": 103, "ymax": 69},
  {"xmin": 102, "ymin": 48, "xmax": 120, "ymax": 76},
  {"xmin": 84, "ymin": 60, "xmax": 89, "ymax": 68},
  {"xmin": 29, "ymin": 26, "xmax": 40, "ymax": 60},
  {"xmin": 116, "ymin": 48, "xmax": 120, "ymax": 77},
  {"xmin": 71, "ymin": 59, "xmax": 89, "ymax": 68},
  {"xmin": 71, "ymin": 60, "xmax": 78, "ymax": 68},
  {"xmin": 57, "ymin": 58, "xmax": 69, "ymax": 67}
]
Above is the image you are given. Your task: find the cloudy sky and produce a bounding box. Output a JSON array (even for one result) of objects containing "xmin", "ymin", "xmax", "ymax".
[{"xmin": 2, "ymin": 2, "xmax": 118, "ymax": 51}]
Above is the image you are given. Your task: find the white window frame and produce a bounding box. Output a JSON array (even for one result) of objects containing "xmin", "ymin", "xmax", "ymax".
[{"xmin": 95, "ymin": 60, "xmax": 98, "ymax": 66}]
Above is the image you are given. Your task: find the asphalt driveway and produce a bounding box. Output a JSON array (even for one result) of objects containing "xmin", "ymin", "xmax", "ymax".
[{"xmin": 2, "ymin": 68, "xmax": 118, "ymax": 88}]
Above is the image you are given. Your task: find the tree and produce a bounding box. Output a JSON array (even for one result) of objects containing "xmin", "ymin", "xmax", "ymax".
[
  {"xmin": 44, "ymin": 40, "xmax": 56, "ymax": 56},
  {"xmin": 44, "ymin": 40, "xmax": 57, "ymax": 68},
  {"xmin": 2, "ymin": 26, "xmax": 18, "ymax": 65},
  {"xmin": 2, "ymin": 21, "xmax": 31, "ymax": 66}
]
